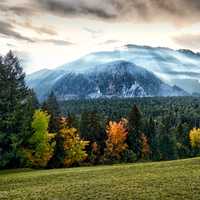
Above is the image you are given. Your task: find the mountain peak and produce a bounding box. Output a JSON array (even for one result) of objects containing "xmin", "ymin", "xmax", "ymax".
[{"xmin": 26, "ymin": 44, "xmax": 199, "ymax": 100}]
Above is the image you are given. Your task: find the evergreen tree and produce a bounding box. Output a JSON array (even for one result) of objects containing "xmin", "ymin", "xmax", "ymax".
[
  {"xmin": 128, "ymin": 105, "xmax": 143, "ymax": 158},
  {"xmin": 80, "ymin": 111, "xmax": 103, "ymax": 142},
  {"xmin": 0, "ymin": 51, "xmax": 30, "ymax": 168},
  {"xmin": 66, "ymin": 112, "xmax": 79, "ymax": 128},
  {"xmin": 145, "ymin": 117, "xmax": 160, "ymax": 160},
  {"xmin": 176, "ymin": 123, "xmax": 191, "ymax": 158},
  {"xmin": 158, "ymin": 117, "xmax": 177, "ymax": 160},
  {"xmin": 80, "ymin": 111, "xmax": 106, "ymax": 160},
  {"xmin": 42, "ymin": 92, "xmax": 60, "ymax": 133}
]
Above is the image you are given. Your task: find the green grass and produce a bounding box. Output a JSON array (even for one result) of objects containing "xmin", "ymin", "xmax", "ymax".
[{"xmin": 1, "ymin": 158, "xmax": 200, "ymax": 200}]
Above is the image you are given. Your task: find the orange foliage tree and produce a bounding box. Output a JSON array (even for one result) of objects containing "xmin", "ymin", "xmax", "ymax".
[{"xmin": 105, "ymin": 120, "xmax": 128, "ymax": 160}]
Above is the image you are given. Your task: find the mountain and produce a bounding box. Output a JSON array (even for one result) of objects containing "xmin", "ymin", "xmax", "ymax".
[
  {"xmin": 26, "ymin": 45, "xmax": 200, "ymax": 100},
  {"xmin": 26, "ymin": 69, "xmax": 65, "ymax": 100},
  {"xmin": 53, "ymin": 61, "xmax": 187, "ymax": 100},
  {"xmin": 56, "ymin": 44, "xmax": 200, "ymax": 94},
  {"xmin": 26, "ymin": 60, "xmax": 188, "ymax": 101}
]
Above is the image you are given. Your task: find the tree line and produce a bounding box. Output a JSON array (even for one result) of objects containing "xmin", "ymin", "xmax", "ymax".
[{"xmin": 0, "ymin": 51, "xmax": 200, "ymax": 169}]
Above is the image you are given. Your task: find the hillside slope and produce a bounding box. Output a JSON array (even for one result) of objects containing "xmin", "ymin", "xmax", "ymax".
[
  {"xmin": 1, "ymin": 157, "xmax": 200, "ymax": 200},
  {"xmin": 57, "ymin": 45, "xmax": 200, "ymax": 94},
  {"xmin": 26, "ymin": 45, "xmax": 200, "ymax": 100},
  {"xmin": 54, "ymin": 61, "xmax": 187, "ymax": 100},
  {"xmin": 27, "ymin": 60, "xmax": 187, "ymax": 100}
]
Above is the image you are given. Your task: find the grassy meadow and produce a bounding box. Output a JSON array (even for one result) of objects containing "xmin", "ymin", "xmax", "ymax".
[{"xmin": 0, "ymin": 158, "xmax": 200, "ymax": 200}]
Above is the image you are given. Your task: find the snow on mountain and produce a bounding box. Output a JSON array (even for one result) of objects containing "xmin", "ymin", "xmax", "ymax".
[
  {"xmin": 26, "ymin": 69, "xmax": 65, "ymax": 100},
  {"xmin": 122, "ymin": 82, "xmax": 147, "ymax": 97},
  {"xmin": 57, "ymin": 44, "xmax": 200, "ymax": 94},
  {"xmin": 51, "ymin": 61, "xmax": 187, "ymax": 100},
  {"xmin": 26, "ymin": 44, "xmax": 198, "ymax": 100}
]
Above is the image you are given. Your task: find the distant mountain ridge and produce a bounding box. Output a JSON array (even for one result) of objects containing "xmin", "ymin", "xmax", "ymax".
[
  {"xmin": 52, "ymin": 61, "xmax": 187, "ymax": 100},
  {"xmin": 26, "ymin": 44, "xmax": 200, "ymax": 100}
]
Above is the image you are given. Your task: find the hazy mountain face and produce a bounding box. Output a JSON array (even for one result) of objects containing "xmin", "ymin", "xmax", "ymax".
[
  {"xmin": 56, "ymin": 45, "xmax": 200, "ymax": 94},
  {"xmin": 26, "ymin": 57, "xmax": 188, "ymax": 101},
  {"xmin": 52, "ymin": 61, "xmax": 187, "ymax": 100},
  {"xmin": 26, "ymin": 44, "xmax": 200, "ymax": 100}
]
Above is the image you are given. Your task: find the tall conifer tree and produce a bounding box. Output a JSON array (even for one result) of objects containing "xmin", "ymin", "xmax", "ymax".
[{"xmin": 0, "ymin": 51, "xmax": 31, "ymax": 168}]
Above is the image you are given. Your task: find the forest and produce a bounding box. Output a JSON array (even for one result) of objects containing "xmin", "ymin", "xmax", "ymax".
[{"xmin": 1, "ymin": 51, "xmax": 200, "ymax": 169}]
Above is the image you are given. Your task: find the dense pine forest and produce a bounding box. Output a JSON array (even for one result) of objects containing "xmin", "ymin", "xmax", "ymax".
[
  {"xmin": 1, "ymin": 51, "xmax": 200, "ymax": 169},
  {"xmin": 61, "ymin": 97, "xmax": 200, "ymax": 123}
]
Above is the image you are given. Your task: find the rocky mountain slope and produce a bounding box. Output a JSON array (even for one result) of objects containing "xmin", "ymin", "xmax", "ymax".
[{"xmin": 26, "ymin": 59, "xmax": 188, "ymax": 100}]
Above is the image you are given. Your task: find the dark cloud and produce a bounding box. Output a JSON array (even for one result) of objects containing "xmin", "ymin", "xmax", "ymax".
[
  {"xmin": 0, "ymin": 21, "xmax": 35, "ymax": 42},
  {"xmin": 35, "ymin": 0, "xmax": 117, "ymax": 19},
  {"xmin": 2, "ymin": 0, "xmax": 200, "ymax": 25},
  {"xmin": 1, "ymin": 0, "xmax": 200, "ymax": 25},
  {"xmin": 33, "ymin": 0, "xmax": 200, "ymax": 24},
  {"xmin": 173, "ymin": 34, "xmax": 200, "ymax": 50}
]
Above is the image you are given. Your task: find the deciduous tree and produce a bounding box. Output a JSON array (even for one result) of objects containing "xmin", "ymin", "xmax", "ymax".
[
  {"xmin": 105, "ymin": 120, "xmax": 128, "ymax": 160},
  {"xmin": 59, "ymin": 119, "xmax": 89, "ymax": 167},
  {"xmin": 189, "ymin": 128, "xmax": 200, "ymax": 153},
  {"xmin": 25, "ymin": 110, "xmax": 54, "ymax": 168}
]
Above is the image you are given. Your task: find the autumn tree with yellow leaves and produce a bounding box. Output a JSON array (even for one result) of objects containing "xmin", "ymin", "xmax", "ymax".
[
  {"xmin": 25, "ymin": 110, "xmax": 54, "ymax": 168},
  {"xmin": 59, "ymin": 119, "xmax": 89, "ymax": 167},
  {"xmin": 189, "ymin": 128, "xmax": 200, "ymax": 149}
]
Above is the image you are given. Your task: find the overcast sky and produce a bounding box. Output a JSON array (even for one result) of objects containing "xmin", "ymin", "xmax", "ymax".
[{"xmin": 1, "ymin": 0, "xmax": 200, "ymax": 73}]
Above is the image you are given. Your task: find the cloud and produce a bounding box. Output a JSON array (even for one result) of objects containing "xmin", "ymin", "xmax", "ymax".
[
  {"xmin": 0, "ymin": 19, "xmax": 72, "ymax": 45},
  {"xmin": 83, "ymin": 27, "xmax": 103, "ymax": 38},
  {"xmin": 40, "ymin": 39, "xmax": 74, "ymax": 46},
  {"xmin": 2, "ymin": 0, "xmax": 200, "ymax": 26},
  {"xmin": 1, "ymin": 0, "xmax": 200, "ymax": 25},
  {"xmin": 0, "ymin": 2, "xmax": 37, "ymax": 17},
  {"xmin": 34, "ymin": 0, "xmax": 200, "ymax": 24},
  {"xmin": 14, "ymin": 20, "xmax": 57, "ymax": 36},
  {"xmin": 14, "ymin": 50, "xmax": 31, "ymax": 67},
  {"xmin": 101, "ymin": 40, "xmax": 122, "ymax": 44},
  {"xmin": 0, "ymin": 21, "xmax": 35, "ymax": 42},
  {"xmin": 28, "ymin": 25, "xmax": 57, "ymax": 36},
  {"xmin": 35, "ymin": 0, "xmax": 117, "ymax": 19},
  {"xmin": 83, "ymin": 27, "xmax": 102, "ymax": 35},
  {"xmin": 7, "ymin": 6, "xmax": 37, "ymax": 16},
  {"xmin": 166, "ymin": 71, "xmax": 200, "ymax": 78},
  {"xmin": 173, "ymin": 34, "xmax": 200, "ymax": 50}
]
